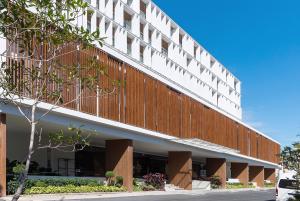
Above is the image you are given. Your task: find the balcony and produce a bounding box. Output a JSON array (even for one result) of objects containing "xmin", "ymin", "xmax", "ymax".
[
  {"xmin": 140, "ymin": 11, "xmax": 146, "ymax": 19},
  {"xmin": 140, "ymin": 53, "xmax": 144, "ymax": 63},
  {"xmin": 162, "ymin": 47, "xmax": 168, "ymax": 56},
  {"xmin": 127, "ymin": 0, "xmax": 133, "ymax": 6},
  {"xmin": 124, "ymin": 20, "xmax": 131, "ymax": 30}
]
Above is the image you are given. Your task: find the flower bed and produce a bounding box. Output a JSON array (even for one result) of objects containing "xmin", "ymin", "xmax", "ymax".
[{"xmin": 25, "ymin": 185, "xmax": 125, "ymax": 194}]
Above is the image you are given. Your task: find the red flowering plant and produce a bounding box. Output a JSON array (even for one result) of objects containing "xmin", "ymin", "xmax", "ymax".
[{"xmin": 143, "ymin": 173, "xmax": 166, "ymax": 190}]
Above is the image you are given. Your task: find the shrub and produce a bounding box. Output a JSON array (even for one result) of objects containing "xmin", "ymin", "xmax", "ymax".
[
  {"xmin": 7, "ymin": 179, "xmax": 36, "ymax": 195},
  {"xmin": 12, "ymin": 163, "xmax": 25, "ymax": 175},
  {"xmin": 226, "ymin": 182, "xmax": 244, "ymax": 189},
  {"xmin": 143, "ymin": 173, "xmax": 165, "ymax": 190},
  {"xmin": 24, "ymin": 185, "xmax": 126, "ymax": 194},
  {"xmin": 248, "ymin": 182, "xmax": 255, "ymax": 188},
  {"xmin": 264, "ymin": 182, "xmax": 275, "ymax": 188},
  {"xmin": 210, "ymin": 176, "xmax": 222, "ymax": 189},
  {"xmin": 7, "ymin": 178, "xmax": 103, "ymax": 195},
  {"xmin": 115, "ymin": 176, "xmax": 123, "ymax": 187},
  {"xmin": 105, "ymin": 171, "xmax": 115, "ymax": 186},
  {"xmin": 141, "ymin": 184, "xmax": 156, "ymax": 191}
]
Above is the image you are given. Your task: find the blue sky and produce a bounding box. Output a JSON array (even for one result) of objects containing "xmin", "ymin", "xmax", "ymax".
[{"xmin": 153, "ymin": 0, "xmax": 300, "ymax": 146}]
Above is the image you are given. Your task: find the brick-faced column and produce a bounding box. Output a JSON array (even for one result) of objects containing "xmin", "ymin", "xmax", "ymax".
[
  {"xmin": 206, "ymin": 158, "xmax": 226, "ymax": 188},
  {"xmin": 168, "ymin": 151, "xmax": 192, "ymax": 190},
  {"xmin": 264, "ymin": 168, "xmax": 276, "ymax": 184},
  {"xmin": 231, "ymin": 163, "xmax": 249, "ymax": 187},
  {"xmin": 0, "ymin": 114, "xmax": 6, "ymax": 197},
  {"xmin": 249, "ymin": 166, "xmax": 264, "ymax": 187},
  {"xmin": 106, "ymin": 139, "xmax": 133, "ymax": 192}
]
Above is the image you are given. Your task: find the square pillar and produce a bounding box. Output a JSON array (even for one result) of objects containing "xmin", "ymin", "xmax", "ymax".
[
  {"xmin": 264, "ymin": 168, "xmax": 276, "ymax": 184},
  {"xmin": 231, "ymin": 163, "xmax": 249, "ymax": 187},
  {"xmin": 106, "ymin": 139, "xmax": 133, "ymax": 192},
  {"xmin": 0, "ymin": 114, "xmax": 6, "ymax": 197},
  {"xmin": 206, "ymin": 158, "xmax": 226, "ymax": 188},
  {"xmin": 168, "ymin": 151, "xmax": 192, "ymax": 190},
  {"xmin": 249, "ymin": 166, "xmax": 264, "ymax": 187}
]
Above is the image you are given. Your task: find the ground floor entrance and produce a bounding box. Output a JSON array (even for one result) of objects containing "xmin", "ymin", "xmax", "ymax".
[{"xmin": 0, "ymin": 112, "xmax": 278, "ymax": 196}]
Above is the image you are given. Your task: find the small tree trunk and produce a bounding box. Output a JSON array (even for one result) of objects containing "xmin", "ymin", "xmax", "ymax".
[{"xmin": 12, "ymin": 104, "xmax": 37, "ymax": 201}]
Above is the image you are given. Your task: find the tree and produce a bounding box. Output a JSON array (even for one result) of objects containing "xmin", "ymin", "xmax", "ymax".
[
  {"xmin": 0, "ymin": 0, "xmax": 118, "ymax": 200},
  {"xmin": 281, "ymin": 137, "xmax": 300, "ymax": 201}
]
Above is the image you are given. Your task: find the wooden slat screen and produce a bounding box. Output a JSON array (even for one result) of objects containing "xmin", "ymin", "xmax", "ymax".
[{"xmin": 7, "ymin": 43, "xmax": 280, "ymax": 164}]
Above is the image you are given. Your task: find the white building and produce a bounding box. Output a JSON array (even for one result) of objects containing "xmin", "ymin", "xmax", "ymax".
[{"xmin": 84, "ymin": 0, "xmax": 242, "ymax": 119}]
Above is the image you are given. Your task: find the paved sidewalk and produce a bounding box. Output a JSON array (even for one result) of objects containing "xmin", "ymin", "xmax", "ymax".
[{"xmin": 0, "ymin": 188, "xmax": 275, "ymax": 201}]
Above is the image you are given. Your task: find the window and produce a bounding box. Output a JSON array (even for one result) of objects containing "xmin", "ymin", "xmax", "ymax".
[
  {"xmin": 127, "ymin": 37, "xmax": 132, "ymax": 55},
  {"xmin": 140, "ymin": 1, "xmax": 147, "ymax": 18},
  {"xmin": 96, "ymin": 17, "xmax": 100, "ymax": 29},
  {"xmin": 96, "ymin": 0, "xmax": 99, "ymax": 9},
  {"xmin": 140, "ymin": 46, "xmax": 144, "ymax": 62},
  {"xmin": 124, "ymin": 11, "xmax": 132, "ymax": 30},
  {"xmin": 194, "ymin": 45, "xmax": 198, "ymax": 57},
  {"xmin": 112, "ymin": 27, "xmax": 116, "ymax": 47},
  {"xmin": 279, "ymin": 179, "xmax": 299, "ymax": 190},
  {"xmin": 171, "ymin": 26, "xmax": 176, "ymax": 36},
  {"xmin": 113, "ymin": 1, "xmax": 116, "ymax": 19},
  {"xmin": 140, "ymin": 23, "xmax": 144, "ymax": 39},
  {"xmin": 179, "ymin": 33, "xmax": 183, "ymax": 47},
  {"xmin": 87, "ymin": 13, "xmax": 92, "ymax": 33},
  {"xmin": 105, "ymin": 21, "xmax": 110, "ymax": 33},
  {"xmin": 210, "ymin": 58, "xmax": 216, "ymax": 68},
  {"xmin": 187, "ymin": 57, "xmax": 192, "ymax": 66},
  {"xmin": 161, "ymin": 39, "xmax": 168, "ymax": 55},
  {"xmin": 127, "ymin": 0, "xmax": 133, "ymax": 6},
  {"xmin": 148, "ymin": 30, "xmax": 153, "ymax": 45}
]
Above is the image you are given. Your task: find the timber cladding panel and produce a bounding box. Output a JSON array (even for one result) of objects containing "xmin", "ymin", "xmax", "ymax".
[{"xmin": 8, "ymin": 44, "xmax": 280, "ymax": 164}]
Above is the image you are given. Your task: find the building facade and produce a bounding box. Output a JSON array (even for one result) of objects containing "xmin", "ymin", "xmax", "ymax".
[{"xmin": 0, "ymin": 0, "xmax": 280, "ymax": 196}]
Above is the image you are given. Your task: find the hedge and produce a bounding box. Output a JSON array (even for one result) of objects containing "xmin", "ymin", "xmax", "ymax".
[
  {"xmin": 226, "ymin": 182, "xmax": 244, "ymax": 189},
  {"xmin": 226, "ymin": 182, "xmax": 256, "ymax": 189},
  {"xmin": 264, "ymin": 183, "xmax": 275, "ymax": 188},
  {"xmin": 24, "ymin": 185, "xmax": 126, "ymax": 194},
  {"xmin": 7, "ymin": 178, "xmax": 103, "ymax": 195}
]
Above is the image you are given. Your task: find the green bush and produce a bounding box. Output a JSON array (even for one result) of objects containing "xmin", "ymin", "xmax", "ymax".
[
  {"xmin": 141, "ymin": 184, "xmax": 156, "ymax": 191},
  {"xmin": 248, "ymin": 182, "xmax": 255, "ymax": 188},
  {"xmin": 264, "ymin": 182, "xmax": 275, "ymax": 188},
  {"xmin": 226, "ymin": 182, "xmax": 244, "ymax": 189},
  {"xmin": 105, "ymin": 171, "xmax": 115, "ymax": 186},
  {"xmin": 210, "ymin": 176, "xmax": 222, "ymax": 189},
  {"xmin": 7, "ymin": 178, "xmax": 103, "ymax": 195},
  {"xmin": 24, "ymin": 185, "xmax": 126, "ymax": 194},
  {"xmin": 115, "ymin": 176, "xmax": 123, "ymax": 187}
]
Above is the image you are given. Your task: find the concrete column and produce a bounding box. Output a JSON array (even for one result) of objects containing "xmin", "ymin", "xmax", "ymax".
[
  {"xmin": 264, "ymin": 168, "xmax": 276, "ymax": 184},
  {"xmin": 206, "ymin": 158, "xmax": 226, "ymax": 188},
  {"xmin": 249, "ymin": 166, "xmax": 264, "ymax": 187},
  {"xmin": 231, "ymin": 163, "xmax": 249, "ymax": 187},
  {"xmin": 0, "ymin": 114, "xmax": 6, "ymax": 197},
  {"xmin": 106, "ymin": 139, "xmax": 133, "ymax": 192},
  {"xmin": 168, "ymin": 151, "xmax": 192, "ymax": 190}
]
